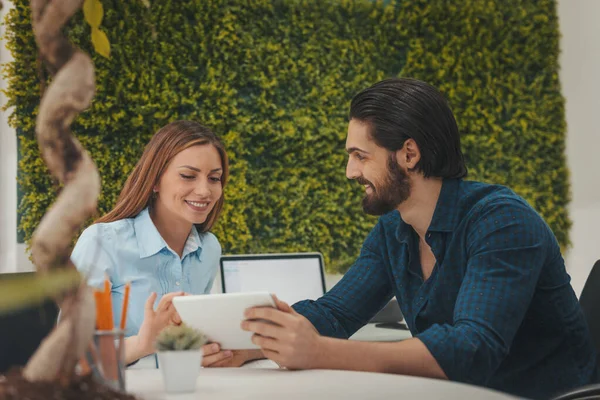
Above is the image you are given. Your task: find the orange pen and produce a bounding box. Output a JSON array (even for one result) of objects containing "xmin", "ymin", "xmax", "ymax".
[
  {"xmin": 104, "ymin": 278, "xmax": 114, "ymax": 329},
  {"xmin": 120, "ymin": 282, "xmax": 131, "ymax": 330}
]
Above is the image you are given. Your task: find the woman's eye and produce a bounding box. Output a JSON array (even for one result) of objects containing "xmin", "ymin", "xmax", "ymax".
[
  {"xmin": 210, "ymin": 177, "xmax": 222, "ymax": 182},
  {"xmin": 180, "ymin": 174, "xmax": 195, "ymax": 180}
]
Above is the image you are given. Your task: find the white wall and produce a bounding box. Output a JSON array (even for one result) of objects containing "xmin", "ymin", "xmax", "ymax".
[
  {"xmin": 0, "ymin": 0, "xmax": 18, "ymax": 273},
  {"xmin": 558, "ymin": 0, "xmax": 600, "ymax": 296},
  {"xmin": 0, "ymin": 1, "xmax": 598, "ymax": 294}
]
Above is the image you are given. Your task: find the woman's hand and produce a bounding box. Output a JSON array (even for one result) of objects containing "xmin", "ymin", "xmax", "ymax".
[
  {"xmin": 202, "ymin": 347, "xmax": 265, "ymax": 368},
  {"xmin": 126, "ymin": 291, "xmax": 184, "ymax": 363},
  {"xmin": 201, "ymin": 343, "xmax": 233, "ymax": 366}
]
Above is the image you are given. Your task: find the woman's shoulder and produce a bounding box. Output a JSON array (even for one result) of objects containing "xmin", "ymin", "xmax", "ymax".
[
  {"xmin": 199, "ymin": 231, "xmax": 222, "ymax": 254},
  {"xmin": 77, "ymin": 217, "xmax": 136, "ymax": 246}
]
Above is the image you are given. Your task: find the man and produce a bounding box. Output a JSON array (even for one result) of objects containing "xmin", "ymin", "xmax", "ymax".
[{"xmin": 240, "ymin": 78, "xmax": 597, "ymax": 399}]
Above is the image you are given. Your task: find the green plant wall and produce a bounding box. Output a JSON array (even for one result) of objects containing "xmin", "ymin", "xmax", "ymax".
[{"xmin": 4, "ymin": 0, "xmax": 569, "ymax": 273}]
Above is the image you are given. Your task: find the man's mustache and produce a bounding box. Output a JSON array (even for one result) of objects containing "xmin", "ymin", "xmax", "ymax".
[{"xmin": 356, "ymin": 177, "xmax": 373, "ymax": 188}]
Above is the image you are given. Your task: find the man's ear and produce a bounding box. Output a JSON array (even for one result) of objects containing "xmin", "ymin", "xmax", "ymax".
[{"xmin": 396, "ymin": 139, "xmax": 420, "ymax": 170}]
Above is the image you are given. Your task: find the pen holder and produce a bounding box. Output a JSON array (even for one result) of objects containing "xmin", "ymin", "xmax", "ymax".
[{"xmin": 89, "ymin": 329, "xmax": 126, "ymax": 392}]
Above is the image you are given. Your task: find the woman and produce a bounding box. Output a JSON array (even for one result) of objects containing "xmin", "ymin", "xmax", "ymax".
[{"xmin": 71, "ymin": 120, "xmax": 233, "ymax": 367}]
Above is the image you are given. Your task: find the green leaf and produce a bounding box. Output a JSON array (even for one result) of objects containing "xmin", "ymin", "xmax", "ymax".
[
  {"xmin": 83, "ymin": 0, "xmax": 103, "ymax": 28},
  {"xmin": 0, "ymin": 269, "xmax": 82, "ymax": 315},
  {"xmin": 91, "ymin": 27, "xmax": 111, "ymax": 59}
]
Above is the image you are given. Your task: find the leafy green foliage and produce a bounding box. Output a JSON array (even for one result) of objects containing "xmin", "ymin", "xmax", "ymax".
[{"xmin": 3, "ymin": 0, "xmax": 569, "ymax": 274}]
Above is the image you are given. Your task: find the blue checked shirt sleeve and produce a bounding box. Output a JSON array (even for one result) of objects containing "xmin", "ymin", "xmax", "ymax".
[
  {"xmin": 293, "ymin": 220, "xmax": 394, "ymax": 338},
  {"xmin": 417, "ymin": 199, "xmax": 551, "ymax": 385}
]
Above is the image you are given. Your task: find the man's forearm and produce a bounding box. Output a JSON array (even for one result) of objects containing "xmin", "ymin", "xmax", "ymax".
[{"xmin": 314, "ymin": 337, "xmax": 448, "ymax": 379}]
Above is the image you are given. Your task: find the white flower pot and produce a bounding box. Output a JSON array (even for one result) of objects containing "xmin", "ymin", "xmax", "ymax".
[{"xmin": 157, "ymin": 349, "xmax": 203, "ymax": 393}]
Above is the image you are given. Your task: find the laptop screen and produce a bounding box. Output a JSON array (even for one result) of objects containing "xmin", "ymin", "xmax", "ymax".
[{"xmin": 220, "ymin": 253, "xmax": 326, "ymax": 306}]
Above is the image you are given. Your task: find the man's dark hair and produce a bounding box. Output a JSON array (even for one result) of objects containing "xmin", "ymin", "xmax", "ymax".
[{"xmin": 349, "ymin": 77, "xmax": 467, "ymax": 179}]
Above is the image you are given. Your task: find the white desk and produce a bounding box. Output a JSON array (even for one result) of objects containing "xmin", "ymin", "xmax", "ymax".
[
  {"xmin": 126, "ymin": 326, "xmax": 513, "ymax": 400},
  {"xmin": 126, "ymin": 368, "xmax": 517, "ymax": 400}
]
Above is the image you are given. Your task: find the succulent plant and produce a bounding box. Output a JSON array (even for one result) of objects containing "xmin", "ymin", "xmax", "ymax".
[{"xmin": 155, "ymin": 324, "xmax": 208, "ymax": 352}]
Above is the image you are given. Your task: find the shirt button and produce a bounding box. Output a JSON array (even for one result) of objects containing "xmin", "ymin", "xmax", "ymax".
[{"xmin": 175, "ymin": 281, "xmax": 180, "ymax": 286}]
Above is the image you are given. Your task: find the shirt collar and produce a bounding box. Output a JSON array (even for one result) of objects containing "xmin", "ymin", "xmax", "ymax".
[
  {"xmin": 134, "ymin": 208, "xmax": 167, "ymax": 258},
  {"xmin": 395, "ymin": 211, "xmax": 411, "ymax": 244},
  {"xmin": 427, "ymin": 178, "xmax": 461, "ymax": 232},
  {"xmin": 134, "ymin": 208, "xmax": 203, "ymax": 259},
  {"xmin": 182, "ymin": 225, "xmax": 202, "ymax": 259},
  {"xmin": 395, "ymin": 178, "xmax": 461, "ymax": 242}
]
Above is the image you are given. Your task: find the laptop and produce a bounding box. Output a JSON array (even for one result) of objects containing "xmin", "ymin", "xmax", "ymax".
[
  {"xmin": 220, "ymin": 252, "xmax": 403, "ymax": 326},
  {"xmin": 220, "ymin": 252, "xmax": 326, "ymax": 306}
]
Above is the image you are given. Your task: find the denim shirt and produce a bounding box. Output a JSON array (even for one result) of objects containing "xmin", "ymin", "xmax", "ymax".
[
  {"xmin": 294, "ymin": 179, "xmax": 596, "ymax": 399},
  {"xmin": 71, "ymin": 208, "xmax": 221, "ymax": 337}
]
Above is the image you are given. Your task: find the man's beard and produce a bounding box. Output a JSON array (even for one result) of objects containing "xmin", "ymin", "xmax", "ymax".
[{"xmin": 358, "ymin": 154, "xmax": 411, "ymax": 216}]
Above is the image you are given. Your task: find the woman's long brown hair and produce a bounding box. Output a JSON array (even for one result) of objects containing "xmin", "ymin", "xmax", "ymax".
[{"xmin": 96, "ymin": 120, "xmax": 229, "ymax": 233}]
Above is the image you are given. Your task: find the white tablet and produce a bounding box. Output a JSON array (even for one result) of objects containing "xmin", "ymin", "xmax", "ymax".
[{"xmin": 172, "ymin": 292, "xmax": 276, "ymax": 350}]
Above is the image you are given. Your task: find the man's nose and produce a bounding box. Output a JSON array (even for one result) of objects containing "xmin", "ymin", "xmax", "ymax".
[{"xmin": 346, "ymin": 158, "xmax": 360, "ymax": 180}]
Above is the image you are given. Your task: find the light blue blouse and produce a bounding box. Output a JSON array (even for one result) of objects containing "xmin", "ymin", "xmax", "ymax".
[{"xmin": 71, "ymin": 207, "xmax": 221, "ymax": 337}]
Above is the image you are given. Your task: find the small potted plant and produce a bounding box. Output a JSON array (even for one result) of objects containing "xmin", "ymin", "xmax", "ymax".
[{"xmin": 155, "ymin": 323, "xmax": 207, "ymax": 393}]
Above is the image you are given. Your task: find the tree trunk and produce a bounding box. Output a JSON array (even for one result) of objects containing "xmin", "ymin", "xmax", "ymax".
[{"xmin": 22, "ymin": 0, "xmax": 100, "ymax": 384}]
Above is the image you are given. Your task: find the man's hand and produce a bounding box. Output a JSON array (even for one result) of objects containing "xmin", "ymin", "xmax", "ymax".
[{"xmin": 241, "ymin": 295, "xmax": 323, "ymax": 370}]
